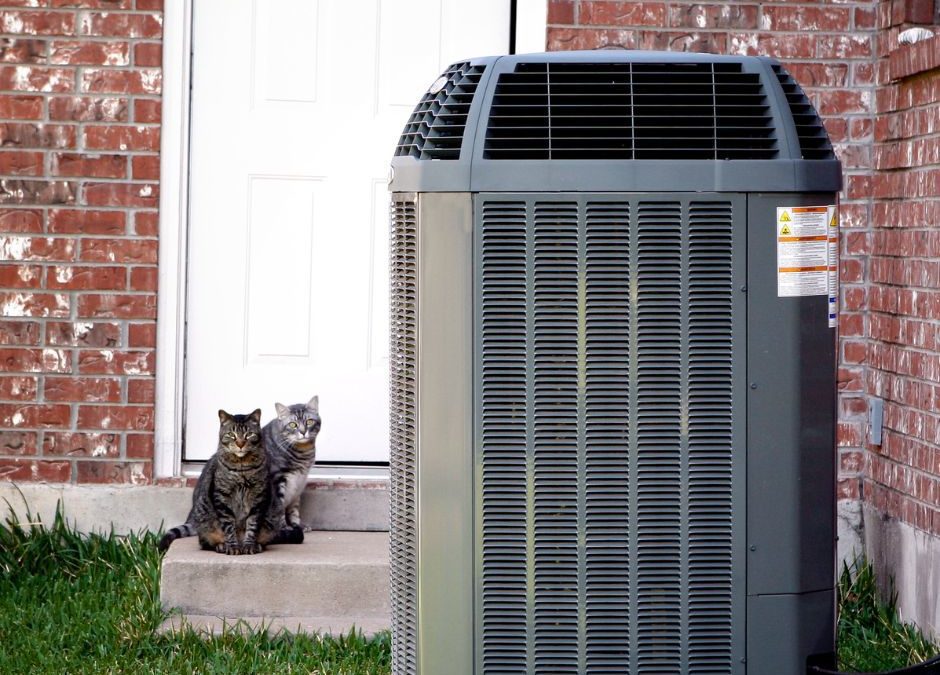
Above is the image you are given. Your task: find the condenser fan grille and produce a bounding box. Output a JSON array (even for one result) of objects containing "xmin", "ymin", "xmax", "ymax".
[
  {"xmin": 477, "ymin": 194, "xmax": 741, "ymax": 672},
  {"xmin": 484, "ymin": 61, "xmax": 778, "ymax": 160}
]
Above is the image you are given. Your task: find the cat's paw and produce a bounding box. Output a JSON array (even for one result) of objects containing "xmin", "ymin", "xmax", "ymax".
[{"xmin": 217, "ymin": 543, "xmax": 241, "ymax": 555}]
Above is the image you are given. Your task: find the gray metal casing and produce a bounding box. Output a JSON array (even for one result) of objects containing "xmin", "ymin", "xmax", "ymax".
[{"xmin": 389, "ymin": 51, "xmax": 840, "ymax": 675}]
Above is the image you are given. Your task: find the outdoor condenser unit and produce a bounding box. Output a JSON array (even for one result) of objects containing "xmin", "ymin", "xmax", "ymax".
[{"xmin": 389, "ymin": 51, "xmax": 842, "ymax": 675}]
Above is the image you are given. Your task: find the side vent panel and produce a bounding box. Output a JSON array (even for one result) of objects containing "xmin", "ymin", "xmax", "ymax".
[
  {"xmin": 772, "ymin": 64, "xmax": 835, "ymax": 160},
  {"xmin": 476, "ymin": 194, "xmax": 743, "ymax": 674},
  {"xmin": 484, "ymin": 62, "xmax": 777, "ymax": 160},
  {"xmin": 390, "ymin": 197, "xmax": 418, "ymax": 675},
  {"xmin": 396, "ymin": 62, "xmax": 485, "ymax": 160}
]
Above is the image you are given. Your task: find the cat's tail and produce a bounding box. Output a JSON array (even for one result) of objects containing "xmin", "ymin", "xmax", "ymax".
[{"xmin": 158, "ymin": 523, "xmax": 196, "ymax": 552}]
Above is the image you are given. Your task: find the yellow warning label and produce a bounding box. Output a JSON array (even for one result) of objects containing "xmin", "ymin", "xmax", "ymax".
[
  {"xmin": 779, "ymin": 211, "xmax": 792, "ymax": 222},
  {"xmin": 780, "ymin": 224, "xmax": 792, "ymax": 236}
]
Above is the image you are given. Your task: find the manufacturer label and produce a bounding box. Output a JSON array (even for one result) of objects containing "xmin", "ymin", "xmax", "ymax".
[{"xmin": 776, "ymin": 206, "xmax": 829, "ymax": 298}]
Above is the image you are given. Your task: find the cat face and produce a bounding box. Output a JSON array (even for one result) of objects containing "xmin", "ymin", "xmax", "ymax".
[
  {"xmin": 274, "ymin": 396, "xmax": 321, "ymax": 450},
  {"xmin": 217, "ymin": 408, "xmax": 263, "ymax": 461}
]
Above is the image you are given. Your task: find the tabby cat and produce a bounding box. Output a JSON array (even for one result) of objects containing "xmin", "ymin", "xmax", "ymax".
[
  {"xmin": 262, "ymin": 395, "xmax": 322, "ymax": 539},
  {"xmin": 158, "ymin": 409, "xmax": 299, "ymax": 554}
]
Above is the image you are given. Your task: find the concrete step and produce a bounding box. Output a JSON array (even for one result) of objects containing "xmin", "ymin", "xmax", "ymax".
[{"xmin": 160, "ymin": 531, "xmax": 390, "ymax": 636}]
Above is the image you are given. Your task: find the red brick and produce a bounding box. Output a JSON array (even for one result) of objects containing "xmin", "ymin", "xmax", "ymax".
[
  {"xmin": 47, "ymin": 265, "xmax": 126, "ymax": 290},
  {"xmin": 79, "ymin": 237, "xmax": 157, "ymax": 263},
  {"xmin": 0, "ymin": 347, "xmax": 70, "ymax": 372},
  {"xmin": 45, "ymin": 376, "xmax": 121, "ymax": 402},
  {"xmin": 49, "ymin": 40, "xmax": 129, "ymax": 66},
  {"xmin": 51, "ymin": 152, "xmax": 126, "ymax": 179},
  {"xmin": 0, "ymin": 95, "xmax": 43, "ymax": 119},
  {"xmin": 48, "ymin": 208, "xmax": 125, "ymax": 234},
  {"xmin": 0, "ymin": 151, "xmax": 43, "ymax": 176},
  {"xmin": 77, "ymin": 404, "xmax": 153, "ymax": 431},
  {"xmin": 132, "ymin": 210, "xmax": 157, "ymax": 236},
  {"xmin": 127, "ymin": 322, "xmax": 154, "ymax": 348},
  {"xmin": 125, "ymin": 432, "xmax": 153, "ymax": 459},
  {"xmin": 83, "ymin": 182, "xmax": 158, "ymax": 207},
  {"xmin": 547, "ymin": 0, "xmax": 574, "ymax": 25},
  {"xmin": 0, "ymin": 179, "xmax": 76, "ymax": 205},
  {"xmin": 0, "ymin": 291, "xmax": 70, "ymax": 317},
  {"xmin": 82, "ymin": 13, "xmax": 163, "ymax": 38},
  {"xmin": 43, "ymin": 431, "xmax": 120, "ymax": 458},
  {"xmin": 0, "ymin": 430, "xmax": 37, "ymax": 456},
  {"xmin": 0, "ymin": 320, "xmax": 39, "ymax": 345},
  {"xmin": 77, "ymin": 293, "xmax": 156, "ymax": 319},
  {"xmin": 0, "ymin": 39, "xmax": 46, "ymax": 63},
  {"xmin": 0, "ymin": 375, "xmax": 36, "ymax": 400},
  {"xmin": 127, "ymin": 377, "xmax": 153, "ymax": 403},
  {"xmin": 133, "ymin": 98, "xmax": 160, "ymax": 123},
  {"xmin": 0, "ymin": 235, "xmax": 75, "ymax": 261},
  {"xmin": 0, "ymin": 66, "xmax": 74, "ymax": 93},
  {"xmin": 0, "ymin": 209, "xmax": 42, "ymax": 233},
  {"xmin": 83, "ymin": 124, "xmax": 159, "ymax": 151},
  {"xmin": 0, "ymin": 458, "xmax": 71, "ymax": 482},
  {"xmin": 0, "ymin": 11, "xmax": 76, "ymax": 36},
  {"xmin": 133, "ymin": 41, "xmax": 161, "ymax": 66},
  {"xmin": 668, "ymin": 3, "xmax": 757, "ymax": 29},
  {"xmin": 75, "ymin": 460, "xmax": 150, "ymax": 484},
  {"xmin": 131, "ymin": 154, "xmax": 159, "ymax": 180},
  {"xmin": 580, "ymin": 2, "xmax": 666, "ymax": 27},
  {"xmin": 48, "ymin": 96, "xmax": 127, "ymax": 122},
  {"xmin": 52, "ymin": 0, "xmax": 132, "ymax": 7},
  {"xmin": 80, "ymin": 68, "xmax": 161, "ymax": 95},
  {"xmin": 46, "ymin": 321, "xmax": 120, "ymax": 348},
  {"xmin": 0, "ymin": 123, "xmax": 76, "ymax": 149},
  {"xmin": 0, "ymin": 403, "xmax": 71, "ymax": 428},
  {"xmin": 0, "ymin": 263, "xmax": 40, "ymax": 288},
  {"xmin": 763, "ymin": 6, "xmax": 851, "ymax": 32},
  {"xmin": 77, "ymin": 349, "xmax": 153, "ymax": 375},
  {"xmin": 128, "ymin": 266, "xmax": 156, "ymax": 291}
]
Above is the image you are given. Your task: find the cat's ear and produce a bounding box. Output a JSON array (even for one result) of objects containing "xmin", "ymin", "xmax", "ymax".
[
  {"xmin": 306, "ymin": 395, "xmax": 319, "ymax": 412},
  {"xmin": 250, "ymin": 408, "xmax": 262, "ymax": 423},
  {"xmin": 275, "ymin": 402, "xmax": 289, "ymax": 418},
  {"xmin": 218, "ymin": 409, "xmax": 232, "ymax": 423}
]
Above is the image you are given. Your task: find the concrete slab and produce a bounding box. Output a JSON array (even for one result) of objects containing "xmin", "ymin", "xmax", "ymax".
[
  {"xmin": 160, "ymin": 531, "xmax": 390, "ymax": 620},
  {"xmin": 0, "ymin": 480, "xmax": 389, "ymax": 534}
]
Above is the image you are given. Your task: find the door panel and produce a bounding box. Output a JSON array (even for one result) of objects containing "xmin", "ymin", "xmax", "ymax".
[{"xmin": 186, "ymin": 0, "xmax": 510, "ymax": 461}]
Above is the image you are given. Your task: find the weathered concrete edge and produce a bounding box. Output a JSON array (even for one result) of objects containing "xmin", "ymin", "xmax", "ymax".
[
  {"xmin": 0, "ymin": 480, "xmax": 390, "ymax": 534},
  {"xmin": 863, "ymin": 502, "xmax": 940, "ymax": 641}
]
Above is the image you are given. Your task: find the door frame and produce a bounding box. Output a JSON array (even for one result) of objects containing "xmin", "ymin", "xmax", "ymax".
[{"xmin": 153, "ymin": 0, "xmax": 546, "ymax": 478}]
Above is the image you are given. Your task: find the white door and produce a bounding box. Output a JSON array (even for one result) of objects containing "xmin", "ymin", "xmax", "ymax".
[{"xmin": 185, "ymin": 0, "xmax": 510, "ymax": 462}]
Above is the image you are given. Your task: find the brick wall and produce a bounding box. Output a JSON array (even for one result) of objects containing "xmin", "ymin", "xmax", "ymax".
[
  {"xmin": 0, "ymin": 1, "xmax": 161, "ymax": 485},
  {"xmin": 547, "ymin": 0, "xmax": 878, "ymax": 514},
  {"xmin": 865, "ymin": 3, "xmax": 940, "ymax": 533}
]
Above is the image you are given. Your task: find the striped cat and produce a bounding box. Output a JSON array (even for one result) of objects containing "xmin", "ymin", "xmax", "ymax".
[
  {"xmin": 262, "ymin": 395, "xmax": 322, "ymax": 540},
  {"xmin": 158, "ymin": 409, "xmax": 301, "ymax": 554}
]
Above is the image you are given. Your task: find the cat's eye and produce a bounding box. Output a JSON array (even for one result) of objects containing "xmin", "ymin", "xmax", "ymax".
[{"xmin": 289, "ymin": 422, "xmax": 298, "ymax": 429}]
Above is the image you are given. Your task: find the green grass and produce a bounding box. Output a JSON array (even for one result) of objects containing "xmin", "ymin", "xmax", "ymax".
[
  {"xmin": 837, "ymin": 557, "xmax": 938, "ymax": 672},
  {"xmin": 0, "ymin": 504, "xmax": 390, "ymax": 674},
  {"xmin": 2, "ymin": 502, "xmax": 936, "ymax": 674}
]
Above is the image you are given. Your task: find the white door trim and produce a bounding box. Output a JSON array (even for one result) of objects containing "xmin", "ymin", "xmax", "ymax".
[{"xmin": 154, "ymin": 0, "xmax": 193, "ymax": 478}]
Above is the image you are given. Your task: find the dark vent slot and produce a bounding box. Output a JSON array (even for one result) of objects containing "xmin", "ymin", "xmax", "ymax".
[
  {"xmin": 389, "ymin": 197, "xmax": 418, "ymax": 675},
  {"xmin": 396, "ymin": 61, "xmax": 485, "ymax": 160},
  {"xmin": 772, "ymin": 64, "xmax": 835, "ymax": 160},
  {"xmin": 485, "ymin": 62, "xmax": 777, "ymax": 160}
]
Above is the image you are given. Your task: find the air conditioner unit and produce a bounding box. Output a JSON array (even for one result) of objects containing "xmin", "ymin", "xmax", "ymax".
[{"xmin": 389, "ymin": 51, "xmax": 842, "ymax": 675}]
